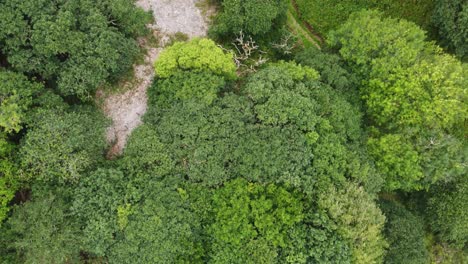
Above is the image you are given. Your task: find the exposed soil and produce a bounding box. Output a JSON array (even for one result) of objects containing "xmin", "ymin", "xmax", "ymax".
[{"xmin": 101, "ymin": 0, "xmax": 209, "ymax": 157}]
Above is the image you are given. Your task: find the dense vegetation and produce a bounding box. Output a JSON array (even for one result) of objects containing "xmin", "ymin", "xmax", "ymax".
[{"xmin": 0, "ymin": 0, "xmax": 466, "ymax": 263}]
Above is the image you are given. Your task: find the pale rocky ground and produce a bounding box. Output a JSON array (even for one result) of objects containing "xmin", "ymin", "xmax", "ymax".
[{"xmin": 101, "ymin": 0, "xmax": 210, "ymax": 157}]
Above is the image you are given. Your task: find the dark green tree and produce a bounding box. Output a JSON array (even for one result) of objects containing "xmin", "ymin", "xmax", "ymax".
[
  {"xmin": 0, "ymin": 192, "xmax": 82, "ymax": 263},
  {"xmin": 380, "ymin": 200, "xmax": 429, "ymax": 264},
  {"xmin": 107, "ymin": 178, "xmax": 203, "ymax": 263},
  {"xmin": 428, "ymin": 177, "xmax": 468, "ymax": 247},
  {"xmin": 211, "ymin": 0, "xmax": 288, "ymax": 37},
  {"xmin": 19, "ymin": 107, "xmax": 108, "ymax": 183},
  {"xmin": 433, "ymin": 0, "xmax": 468, "ymax": 61},
  {"xmin": 0, "ymin": 134, "xmax": 18, "ymax": 225},
  {"xmin": 0, "ymin": 0, "xmax": 151, "ymax": 100},
  {"xmin": 151, "ymin": 71, "xmax": 226, "ymax": 108}
]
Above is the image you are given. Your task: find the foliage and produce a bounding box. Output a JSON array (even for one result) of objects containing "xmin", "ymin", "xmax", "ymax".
[
  {"xmin": 295, "ymin": 47, "xmax": 357, "ymax": 92},
  {"xmin": 211, "ymin": 0, "xmax": 288, "ymax": 37},
  {"xmin": 0, "ymin": 134, "xmax": 17, "ymax": 225},
  {"xmin": 71, "ymin": 168, "xmax": 135, "ymax": 256},
  {"xmin": 207, "ymin": 178, "xmax": 303, "ymax": 263},
  {"xmin": 210, "ymin": 178, "xmax": 303, "ymax": 246},
  {"xmin": 243, "ymin": 63, "xmax": 380, "ymax": 193},
  {"xmin": 119, "ymin": 124, "xmax": 175, "ymax": 179},
  {"xmin": 428, "ymin": 177, "xmax": 468, "ymax": 247},
  {"xmin": 329, "ymin": 10, "xmax": 467, "ymax": 191},
  {"xmin": 368, "ymin": 134, "xmax": 423, "ymax": 191},
  {"xmin": 154, "ymin": 38, "xmax": 236, "ymax": 79},
  {"xmin": 282, "ymin": 212, "xmax": 352, "ymax": 264},
  {"xmin": 19, "ymin": 107, "xmax": 108, "ymax": 183},
  {"xmin": 107, "ymin": 178, "xmax": 203, "ymax": 263},
  {"xmin": 433, "ymin": 0, "xmax": 468, "ymax": 61},
  {"xmin": 0, "ymin": 192, "xmax": 82, "ymax": 263},
  {"xmin": 0, "ymin": 0, "xmax": 151, "ymax": 100},
  {"xmin": 0, "ymin": 71, "xmax": 43, "ymax": 133},
  {"xmin": 380, "ymin": 200, "xmax": 429, "ymax": 264},
  {"xmin": 295, "ymin": 0, "xmax": 434, "ymax": 35},
  {"xmin": 151, "ymin": 71, "xmax": 226, "ymax": 107},
  {"xmin": 318, "ymin": 182, "xmax": 387, "ymax": 264}
]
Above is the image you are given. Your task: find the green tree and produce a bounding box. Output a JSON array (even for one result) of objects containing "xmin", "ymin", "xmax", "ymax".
[
  {"xmin": 119, "ymin": 124, "xmax": 175, "ymax": 179},
  {"xmin": 211, "ymin": 0, "xmax": 288, "ymax": 36},
  {"xmin": 0, "ymin": 134, "xmax": 18, "ymax": 225},
  {"xmin": 328, "ymin": 10, "xmax": 467, "ymax": 191},
  {"xmin": 0, "ymin": 71, "xmax": 43, "ymax": 133},
  {"xmin": 433, "ymin": 0, "xmax": 468, "ymax": 61},
  {"xmin": 295, "ymin": 0, "xmax": 434, "ymax": 35},
  {"xmin": 1, "ymin": 192, "xmax": 82, "ymax": 263},
  {"xmin": 208, "ymin": 178, "xmax": 303, "ymax": 262},
  {"xmin": 154, "ymin": 38, "xmax": 236, "ymax": 80},
  {"xmin": 428, "ymin": 177, "xmax": 468, "ymax": 247},
  {"xmin": 379, "ymin": 200, "xmax": 429, "ymax": 264},
  {"xmin": 0, "ymin": 0, "xmax": 151, "ymax": 100},
  {"xmin": 19, "ymin": 107, "xmax": 108, "ymax": 183},
  {"xmin": 318, "ymin": 182, "xmax": 387, "ymax": 264},
  {"xmin": 295, "ymin": 47, "xmax": 358, "ymax": 92},
  {"xmin": 72, "ymin": 168, "xmax": 136, "ymax": 256},
  {"xmin": 107, "ymin": 178, "xmax": 203, "ymax": 263},
  {"xmin": 151, "ymin": 71, "xmax": 226, "ymax": 108}
]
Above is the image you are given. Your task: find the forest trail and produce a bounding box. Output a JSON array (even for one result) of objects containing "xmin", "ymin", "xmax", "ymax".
[{"xmin": 101, "ymin": 0, "xmax": 210, "ymax": 157}]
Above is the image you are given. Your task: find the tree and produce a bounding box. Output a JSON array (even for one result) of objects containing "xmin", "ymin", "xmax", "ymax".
[
  {"xmin": 19, "ymin": 107, "xmax": 108, "ymax": 183},
  {"xmin": 318, "ymin": 182, "xmax": 387, "ymax": 264},
  {"xmin": 295, "ymin": 47, "xmax": 358, "ymax": 92},
  {"xmin": 119, "ymin": 124, "xmax": 175, "ymax": 179},
  {"xmin": 379, "ymin": 200, "xmax": 429, "ymax": 264},
  {"xmin": 295, "ymin": 0, "xmax": 434, "ymax": 35},
  {"xmin": 428, "ymin": 177, "xmax": 468, "ymax": 247},
  {"xmin": 208, "ymin": 178, "xmax": 304, "ymax": 263},
  {"xmin": 154, "ymin": 38, "xmax": 237, "ymax": 80},
  {"xmin": 150, "ymin": 71, "xmax": 226, "ymax": 108},
  {"xmin": 211, "ymin": 0, "xmax": 288, "ymax": 37},
  {"xmin": 0, "ymin": 71, "xmax": 43, "ymax": 133},
  {"xmin": 71, "ymin": 168, "xmax": 136, "ymax": 256},
  {"xmin": 107, "ymin": 178, "xmax": 203, "ymax": 263},
  {"xmin": 1, "ymin": 192, "xmax": 82, "ymax": 263},
  {"xmin": 0, "ymin": 134, "xmax": 17, "ymax": 225},
  {"xmin": 433, "ymin": 0, "xmax": 468, "ymax": 61},
  {"xmin": 243, "ymin": 62, "xmax": 380, "ymax": 193},
  {"xmin": 0, "ymin": 0, "xmax": 151, "ymax": 100},
  {"xmin": 328, "ymin": 10, "xmax": 467, "ymax": 191}
]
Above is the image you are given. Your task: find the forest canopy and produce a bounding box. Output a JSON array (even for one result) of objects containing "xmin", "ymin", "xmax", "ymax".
[{"xmin": 0, "ymin": 0, "xmax": 466, "ymax": 263}]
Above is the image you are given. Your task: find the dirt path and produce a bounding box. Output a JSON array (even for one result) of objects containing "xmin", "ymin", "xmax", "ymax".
[{"xmin": 102, "ymin": 0, "xmax": 210, "ymax": 157}]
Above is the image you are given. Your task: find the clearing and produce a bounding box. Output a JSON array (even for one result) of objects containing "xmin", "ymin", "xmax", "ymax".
[{"xmin": 101, "ymin": 0, "xmax": 211, "ymax": 157}]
